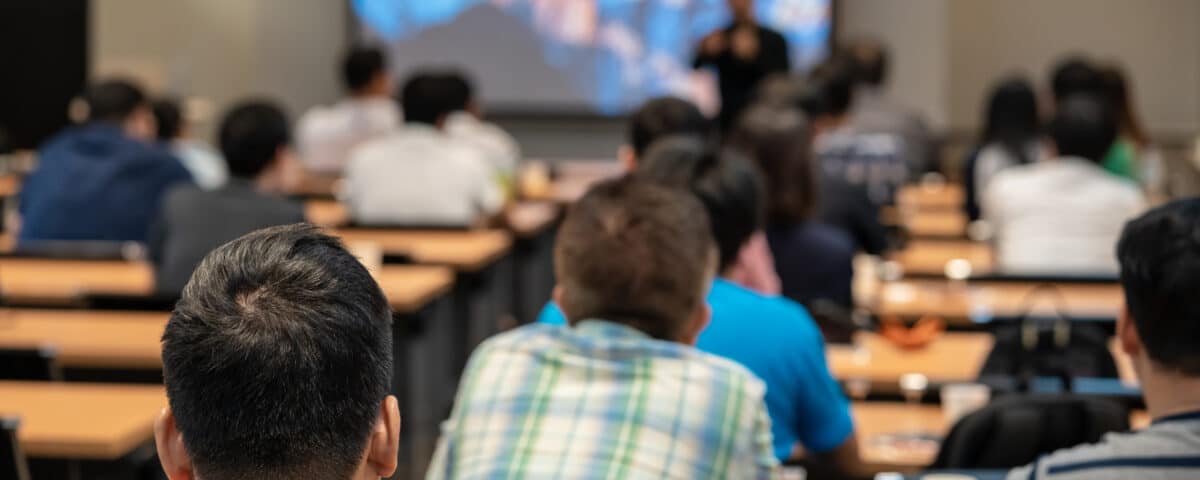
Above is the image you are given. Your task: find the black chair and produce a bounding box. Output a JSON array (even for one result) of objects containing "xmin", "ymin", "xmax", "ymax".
[
  {"xmin": 0, "ymin": 347, "xmax": 62, "ymax": 381},
  {"xmin": 84, "ymin": 293, "xmax": 180, "ymax": 312},
  {"xmin": 930, "ymin": 394, "xmax": 1129, "ymax": 470},
  {"xmin": 0, "ymin": 417, "xmax": 30, "ymax": 480}
]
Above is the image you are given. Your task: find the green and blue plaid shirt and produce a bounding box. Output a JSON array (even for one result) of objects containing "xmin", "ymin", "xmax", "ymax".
[{"xmin": 427, "ymin": 320, "xmax": 779, "ymax": 479}]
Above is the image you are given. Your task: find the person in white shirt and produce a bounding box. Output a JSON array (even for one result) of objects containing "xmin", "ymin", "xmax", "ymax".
[
  {"xmin": 152, "ymin": 97, "xmax": 229, "ymax": 190},
  {"xmin": 343, "ymin": 73, "xmax": 504, "ymax": 227},
  {"xmin": 295, "ymin": 46, "xmax": 400, "ymax": 175},
  {"xmin": 442, "ymin": 71, "xmax": 520, "ymax": 190},
  {"xmin": 984, "ymin": 94, "xmax": 1146, "ymax": 276}
]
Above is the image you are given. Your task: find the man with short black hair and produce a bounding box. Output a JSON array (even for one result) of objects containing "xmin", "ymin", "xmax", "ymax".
[
  {"xmin": 624, "ymin": 96, "xmax": 713, "ymax": 169},
  {"xmin": 984, "ymin": 95, "xmax": 1146, "ymax": 274},
  {"xmin": 149, "ymin": 101, "xmax": 306, "ymax": 295},
  {"xmin": 1050, "ymin": 56, "xmax": 1104, "ymax": 105},
  {"xmin": 430, "ymin": 177, "xmax": 778, "ymax": 478},
  {"xmin": 19, "ymin": 79, "xmax": 193, "ymax": 243},
  {"xmin": 344, "ymin": 72, "xmax": 503, "ymax": 227},
  {"xmin": 442, "ymin": 70, "xmax": 521, "ymax": 182},
  {"xmin": 1008, "ymin": 198, "xmax": 1200, "ymax": 479},
  {"xmin": 155, "ymin": 223, "xmax": 400, "ymax": 480},
  {"xmin": 296, "ymin": 46, "xmax": 400, "ymax": 174}
]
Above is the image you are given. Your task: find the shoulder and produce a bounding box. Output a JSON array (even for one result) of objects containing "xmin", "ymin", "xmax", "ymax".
[
  {"xmin": 711, "ymin": 280, "xmax": 818, "ymax": 336},
  {"xmin": 161, "ymin": 184, "xmax": 206, "ymax": 213},
  {"xmin": 680, "ymin": 347, "xmax": 769, "ymax": 398},
  {"xmin": 1015, "ymin": 429, "xmax": 1162, "ymax": 479}
]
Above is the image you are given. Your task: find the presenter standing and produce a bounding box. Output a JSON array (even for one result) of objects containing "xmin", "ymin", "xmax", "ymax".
[{"xmin": 693, "ymin": 0, "xmax": 790, "ymax": 131}]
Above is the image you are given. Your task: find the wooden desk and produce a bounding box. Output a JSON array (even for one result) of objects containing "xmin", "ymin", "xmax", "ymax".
[
  {"xmin": 373, "ymin": 265, "xmax": 456, "ymax": 313},
  {"xmin": 827, "ymin": 332, "xmax": 994, "ymax": 388},
  {"xmin": 0, "ymin": 174, "xmax": 21, "ymax": 198},
  {"xmin": 897, "ymin": 184, "xmax": 964, "ymax": 211},
  {"xmin": 522, "ymin": 160, "xmax": 622, "ymax": 204},
  {"xmin": 903, "ymin": 210, "xmax": 969, "ymax": 238},
  {"xmin": 505, "ymin": 202, "xmax": 561, "ymax": 239},
  {"xmin": 0, "ymin": 310, "xmax": 167, "ymax": 369},
  {"xmin": 0, "ymin": 381, "xmax": 165, "ymax": 460},
  {"xmin": 890, "ymin": 240, "xmax": 994, "ymax": 278},
  {"xmin": 875, "ymin": 280, "xmax": 1123, "ymax": 322},
  {"xmin": 305, "ymin": 198, "xmax": 349, "ymax": 227},
  {"xmin": 854, "ymin": 402, "xmax": 946, "ymax": 471},
  {"xmin": 0, "ymin": 258, "xmax": 153, "ymax": 303},
  {"xmin": 333, "ymin": 229, "xmax": 512, "ymax": 272}
]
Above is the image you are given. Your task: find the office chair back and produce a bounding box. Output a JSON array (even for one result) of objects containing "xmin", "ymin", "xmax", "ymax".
[
  {"xmin": 0, "ymin": 347, "xmax": 62, "ymax": 381},
  {"xmin": 0, "ymin": 417, "xmax": 30, "ymax": 480}
]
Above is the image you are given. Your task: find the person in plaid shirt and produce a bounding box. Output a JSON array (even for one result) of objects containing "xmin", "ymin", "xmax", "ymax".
[{"xmin": 427, "ymin": 177, "xmax": 778, "ymax": 479}]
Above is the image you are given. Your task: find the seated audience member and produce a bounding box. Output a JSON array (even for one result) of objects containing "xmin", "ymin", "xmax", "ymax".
[
  {"xmin": 19, "ymin": 79, "xmax": 193, "ymax": 243},
  {"xmin": 296, "ymin": 46, "xmax": 400, "ymax": 175},
  {"xmin": 962, "ymin": 77, "xmax": 1042, "ymax": 221},
  {"xmin": 537, "ymin": 141, "xmax": 859, "ymax": 470},
  {"xmin": 344, "ymin": 72, "xmax": 503, "ymax": 227},
  {"xmin": 984, "ymin": 95, "xmax": 1146, "ymax": 275},
  {"xmin": 152, "ymin": 97, "xmax": 229, "ymax": 190},
  {"xmin": 1098, "ymin": 64, "xmax": 1163, "ymax": 190},
  {"xmin": 149, "ymin": 101, "xmax": 306, "ymax": 295},
  {"xmin": 442, "ymin": 71, "xmax": 521, "ymax": 187},
  {"xmin": 155, "ymin": 224, "xmax": 400, "ymax": 480},
  {"xmin": 431, "ymin": 177, "xmax": 779, "ymax": 478},
  {"xmin": 808, "ymin": 56, "xmax": 906, "ymax": 207},
  {"xmin": 846, "ymin": 38, "xmax": 934, "ymax": 176},
  {"xmin": 730, "ymin": 105, "xmax": 856, "ymax": 310},
  {"xmin": 622, "ymin": 96, "xmax": 714, "ymax": 169},
  {"xmin": 1049, "ymin": 56, "xmax": 1104, "ymax": 107},
  {"xmin": 1009, "ymin": 198, "xmax": 1200, "ymax": 480}
]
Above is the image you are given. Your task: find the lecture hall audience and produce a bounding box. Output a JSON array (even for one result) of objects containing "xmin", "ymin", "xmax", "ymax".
[
  {"xmin": 442, "ymin": 71, "xmax": 521, "ymax": 189},
  {"xmin": 430, "ymin": 177, "xmax": 779, "ymax": 477},
  {"xmin": 152, "ymin": 97, "xmax": 229, "ymax": 190},
  {"xmin": 962, "ymin": 76, "xmax": 1042, "ymax": 221},
  {"xmin": 296, "ymin": 46, "xmax": 401, "ymax": 175},
  {"xmin": 149, "ymin": 101, "xmax": 306, "ymax": 295},
  {"xmin": 156, "ymin": 224, "xmax": 400, "ymax": 480},
  {"xmin": 19, "ymin": 79, "xmax": 193, "ymax": 244},
  {"xmin": 846, "ymin": 37, "xmax": 934, "ymax": 176}
]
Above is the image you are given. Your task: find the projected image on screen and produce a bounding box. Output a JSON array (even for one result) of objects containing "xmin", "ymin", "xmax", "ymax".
[{"xmin": 353, "ymin": 0, "xmax": 831, "ymax": 115}]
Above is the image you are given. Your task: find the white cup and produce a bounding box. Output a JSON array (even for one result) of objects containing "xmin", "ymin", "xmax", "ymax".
[{"xmin": 941, "ymin": 383, "xmax": 991, "ymax": 426}]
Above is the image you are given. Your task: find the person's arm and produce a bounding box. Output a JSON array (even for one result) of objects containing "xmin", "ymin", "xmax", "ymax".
[
  {"xmin": 761, "ymin": 30, "xmax": 791, "ymax": 74},
  {"xmin": 693, "ymin": 30, "xmax": 726, "ymax": 68}
]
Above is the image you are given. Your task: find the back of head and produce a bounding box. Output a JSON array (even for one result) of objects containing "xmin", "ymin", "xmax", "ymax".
[
  {"xmin": 84, "ymin": 79, "xmax": 148, "ymax": 124},
  {"xmin": 1098, "ymin": 63, "xmax": 1148, "ymax": 146},
  {"xmin": 555, "ymin": 177, "xmax": 715, "ymax": 341},
  {"xmin": 151, "ymin": 98, "xmax": 184, "ymax": 142},
  {"xmin": 637, "ymin": 136, "xmax": 765, "ymax": 271},
  {"xmin": 628, "ymin": 97, "xmax": 711, "ymax": 157},
  {"xmin": 753, "ymin": 74, "xmax": 807, "ymax": 108},
  {"xmin": 442, "ymin": 70, "xmax": 474, "ymax": 112},
  {"xmin": 848, "ymin": 38, "xmax": 889, "ymax": 88},
  {"xmin": 218, "ymin": 100, "xmax": 291, "ymax": 178},
  {"xmin": 401, "ymin": 72, "xmax": 455, "ymax": 126},
  {"xmin": 802, "ymin": 56, "xmax": 855, "ymax": 117},
  {"xmin": 728, "ymin": 104, "xmax": 815, "ymax": 226},
  {"xmin": 1050, "ymin": 56, "xmax": 1103, "ymax": 104},
  {"xmin": 1117, "ymin": 199, "xmax": 1200, "ymax": 375},
  {"xmin": 163, "ymin": 224, "xmax": 392, "ymax": 480},
  {"xmin": 982, "ymin": 76, "xmax": 1040, "ymax": 163},
  {"xmin": 1048, "ymin": 94, "xmax": 1116, "ymax": 163},
  {"xmin": 342, "ymin": 46, "xmax": 387, "ymax": 94}
]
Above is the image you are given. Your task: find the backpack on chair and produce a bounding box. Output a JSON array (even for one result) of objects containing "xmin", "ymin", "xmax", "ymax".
[{"xmin": 930, "ymin": 394, "xmax": 1130, "ymax": 470}]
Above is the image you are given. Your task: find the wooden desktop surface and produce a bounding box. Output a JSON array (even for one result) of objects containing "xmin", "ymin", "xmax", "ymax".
[
  {"xmin": 304, "ymin": 198, "xmax": 349, "ymax": 227},
  {"xmin": 333, "ymin": 229, "xmax": 512, "ymax": 272},
  {"xmin": 902, "ymin": 210, "xmax": 969, "ymax": 238},
  {"xmin": 307, "ymin": 199, "xmax": 560, "ymax": 241},
  {"xmin": 0, "ymin": 309, "xmax": 167, "ymax": 369},
  {"xmin": 0, "ymin": 381, "xmax": 165, "ymax": 460},
  {"xmin": 0, "ymin": 258, "xmax": 154, "ymax": 302},
  {"xmin": 853, "ymin": 402, "xmax": 947, "ymax": 471},
  {"xmin": 896, "ymin": 184, "xmax": 965, "ymax": 212},
  {"xmin": 827, "ymin": 332, "xmax": 995, "ymax": 387},
  {"xmin": 875, "ymin": 280, "xmax": 1123, "ymax": 321},
  {"xmin": 890, "ymin": 239, "xmax": 994, "ymax": 278}
]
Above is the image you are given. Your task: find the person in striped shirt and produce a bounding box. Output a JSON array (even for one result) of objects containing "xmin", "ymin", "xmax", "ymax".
[
  {"xmin": 427, "ymin": 177, "xmax": 778, "ymax": 479},
  {"xmin": 1009, "ymin": 198, "xmax": 1200, "ymax": 479}
]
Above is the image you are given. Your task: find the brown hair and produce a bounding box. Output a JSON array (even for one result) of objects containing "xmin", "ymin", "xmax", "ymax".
[
  {"xmin": 555, "ymin": 176, "xmax": 716, "ymax": 341},
  {"xmin": 727, "ymin": 103, "xmax": 817, "ymax": 225}
]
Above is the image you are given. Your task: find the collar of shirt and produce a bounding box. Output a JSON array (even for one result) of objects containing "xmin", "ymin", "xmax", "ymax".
[{"xmin": 571, "ymin": 319, "xmax": 653, "ymax": 342}]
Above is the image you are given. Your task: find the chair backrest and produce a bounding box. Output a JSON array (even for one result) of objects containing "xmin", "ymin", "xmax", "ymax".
[
  {"xmin": 83, "ymin": 293, "xmax": 179, "ymax": 312},
  {"xmin": 931, "ymin": 394, "xmax": 1129, "ymax": 470},
  {"xmin": 0, "ymin": 347, "xmax": 61, "ymax": 381},
  {"xmin": 0, "ymin": 417, "xmax": 30, "ymax": 480}
]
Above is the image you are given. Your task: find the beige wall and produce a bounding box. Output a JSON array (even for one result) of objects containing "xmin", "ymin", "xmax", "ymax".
[
  {"xmin": 840, "ymin": 0, "xmax": 1200, "ymax": 138},
  {"xmin": 91, "ymin": 0, "xmax": 347, "ymax": 140}
]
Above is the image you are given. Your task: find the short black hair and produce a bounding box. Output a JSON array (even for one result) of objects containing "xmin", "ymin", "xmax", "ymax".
[
  {"xmin": 1049, "ymin": 94, "xmax": 1116, "ymax": 163},
  {"xmin": 400, "ymin": 72, "xmax": 457, "ymax": 125},
  {"xmin": 442, "ymin": 71, "xmax": 474, "ymax": 112},
  {"xmin": 163, "ymin": 224, "xmax": 393, "ymax": 480},
  {"xmin": 729, "ymin": 104, "xmax": 816, "ymax": 225},
  {"xmin": 848, "ymin": 39, "xmax": 889, "ymax": 87},
  {"xmin": 628, "ymin": 97, "xmax": 711, "ymax": 157},
  {"xmin": 637, "ymin": 136, "xmax": 764, "ymax": 272},
  {"xmin": 218, "ymin": 100, "xmax": 291, "ymax": 179},
  {"xmin": 342, "ymin": 46, "xmax": 387, "ymax": 93},
  {"xmin": 556, "ymin": 177, "xmax": 715, "ymax": 341},
  {"xmin": 802, "ymin": 56, "xmax": 855, "ymax": 117},
  {"xmin": 1051, "ymin": 56, "xmax": 1103, "ymax": 104},
  {"xmin": 1117, "ymin": 199, "xmax": 1200, "ymax": 375},
  {"xmin": 84, "ymin": 79, "xmax": 148, "ymax": 123},
  {"xmin": 151, "ymin": 97, "xmax": 183, "ymax": 141}
]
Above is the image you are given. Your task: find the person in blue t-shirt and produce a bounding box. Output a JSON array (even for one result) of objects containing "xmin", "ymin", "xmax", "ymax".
[
  {"xmin": 537, "ymin": 137, "xmax": 861, "ymax": 475},
  {"xmin": 19, "ymin": 79, "xmax": 193, "ymax": 244}
]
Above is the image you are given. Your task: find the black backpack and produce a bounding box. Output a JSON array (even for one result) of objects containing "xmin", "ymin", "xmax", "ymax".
[{"xmin": 930, "ymin": 394, "xmax": 1129, "ymax": 470}]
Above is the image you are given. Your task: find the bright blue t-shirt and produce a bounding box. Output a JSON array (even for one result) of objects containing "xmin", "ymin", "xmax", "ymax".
[{"xmin": 536, "ymin": 278, "xmax": 854, "ymax": 460}]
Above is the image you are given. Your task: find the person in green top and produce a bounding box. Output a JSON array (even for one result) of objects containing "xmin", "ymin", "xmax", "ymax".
[{"xmin": 1099, "ymin": 63, "xmax": 1151, "ymax": 182}]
